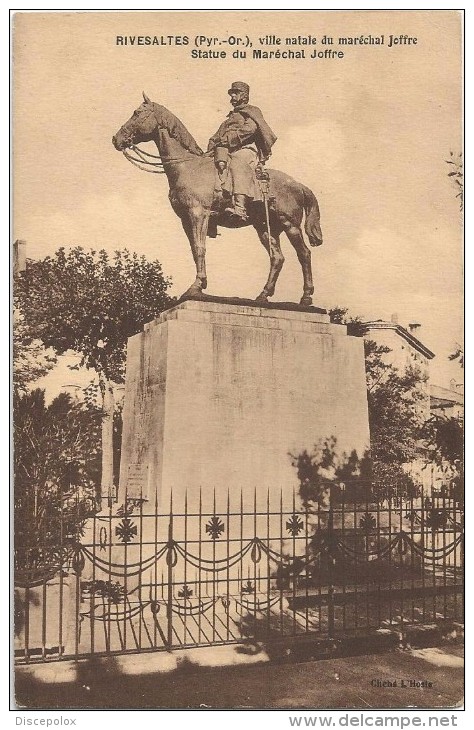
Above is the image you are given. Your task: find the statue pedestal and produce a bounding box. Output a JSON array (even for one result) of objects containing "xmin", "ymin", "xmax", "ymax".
[{"xmin": 118, "ymin": 298, "xmax": 370, "ymax": 513}]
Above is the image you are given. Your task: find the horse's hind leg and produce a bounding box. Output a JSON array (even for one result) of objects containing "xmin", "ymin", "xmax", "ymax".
[
  {"xmin": 283, "ymin": 222, "xmax": 314, "ymax": 305},
  {"xmin": 253, "ymin": 225, "xmax": 284, "ymax": 302}
]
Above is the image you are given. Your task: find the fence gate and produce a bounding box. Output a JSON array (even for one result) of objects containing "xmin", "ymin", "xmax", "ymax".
[{"xmin": 15, "ymin": 486, "xmax": 464, "ymax": 663}]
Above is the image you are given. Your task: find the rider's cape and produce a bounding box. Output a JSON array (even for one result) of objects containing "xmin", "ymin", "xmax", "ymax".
[{"xmin": 237, "ymin": 104, "xmax": 278, "ymax": 159}]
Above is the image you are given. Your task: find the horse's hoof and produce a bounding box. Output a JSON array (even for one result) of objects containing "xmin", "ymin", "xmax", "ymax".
[
  {"xmin": 300, "ymin": 295, "xmax": 313, "ymax": 306},
  {"xmin": 181, "ymin": 286, "xmax": 203, "ymax": 300},
  {"xmin": 255, "ymin": 292, "xmax": 269, "ymax": 303}
]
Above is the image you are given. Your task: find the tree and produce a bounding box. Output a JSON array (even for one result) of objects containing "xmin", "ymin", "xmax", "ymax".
[
  {"xmin": 367, "ymin": 356, "xmax": 426, "ymax": 500},
  {"xmin": 15, "ymin": 247, "xmax": 174, "ymax": 503},
  {"xmin": 290, "ymin": 437, "xmax": 372, "ymax": 508},
  {"xmin": 13, "ymin": 306, "xmax": 57, "ymax": 394},
  {"xmin": 329, "ymin": 307, "xmax": 426, "ymax": 501},
  {"xmin": 421, "ymin": 414, "xmax": 463, "ymax": 503},
  {"xmin": 422, "ymin": 415, "xmax": 463, "ymax": 465},
  {"xmin": 442, "ymin": 150, "xmax": 464, "ymax": 499},
  {"xmin": 446, "ymin": 151, "xmax": 463, "ymax": 212},
  {"xmin": 14, "ymin": 389, "xmax": 101, "ymax": 579}
]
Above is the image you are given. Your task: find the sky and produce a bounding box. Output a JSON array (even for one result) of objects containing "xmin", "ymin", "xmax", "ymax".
[{"xmin": 13, "ymin": 10, "xmax": 463, "ymax": 390}]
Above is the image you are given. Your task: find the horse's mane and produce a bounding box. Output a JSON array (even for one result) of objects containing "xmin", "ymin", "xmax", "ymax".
[{"xmin": 153, "ymin": 103, "xmax": 204, "ymax": 156}]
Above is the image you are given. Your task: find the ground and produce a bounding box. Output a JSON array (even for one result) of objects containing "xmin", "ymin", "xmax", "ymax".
[{"xmin": 15, "ymin": 642, "xmax": 463, "ymax": 710}]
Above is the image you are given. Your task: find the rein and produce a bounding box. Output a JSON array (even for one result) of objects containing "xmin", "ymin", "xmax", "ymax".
[{"xmin": 123, "ymin": 145, "xmax": 212, "ymax": 174}]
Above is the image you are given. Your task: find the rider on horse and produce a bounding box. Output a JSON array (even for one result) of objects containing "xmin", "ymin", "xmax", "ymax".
[{"xmin": 207, "ymin": 82, "xmax": 278, "ymax": 221}]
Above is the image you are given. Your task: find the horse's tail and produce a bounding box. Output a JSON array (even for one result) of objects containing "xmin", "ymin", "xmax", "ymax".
[{"xmin": 302, "ymin": 185, "xmax": 323, "ymax": 247}]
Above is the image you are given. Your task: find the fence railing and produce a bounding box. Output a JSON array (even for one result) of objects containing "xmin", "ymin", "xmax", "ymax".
[{"xmin": 14, "ymin": 485, "xmax": 464, "ymax": 663}]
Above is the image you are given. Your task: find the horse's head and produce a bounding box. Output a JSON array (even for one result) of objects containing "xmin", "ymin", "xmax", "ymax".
[{"xmin": 112, "ymin": 92, "xmax": 157, "ymax": 150}]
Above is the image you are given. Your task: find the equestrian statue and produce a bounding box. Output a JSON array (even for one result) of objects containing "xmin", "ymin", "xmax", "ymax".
[{"xmin": 112, "ymin": 84, "xmax": 323, "ymax": 305}]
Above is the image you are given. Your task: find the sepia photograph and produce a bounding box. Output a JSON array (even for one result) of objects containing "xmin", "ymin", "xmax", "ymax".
[{"xmin": 12, "ymin": 9, "xmax": 463, "ymax": 713}]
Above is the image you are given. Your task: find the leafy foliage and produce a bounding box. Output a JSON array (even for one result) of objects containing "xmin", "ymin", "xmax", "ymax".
[
  {"xmin": 328, "ymin": 306, "xmax": 366, "ymax": 336},
  {"xmin": 328, "ymin": 307, "xmax": 426, "ymax": 501},
  {"xmin": 15, "ymin": 247, "xmax": 174, "ymax": 383},
  {"xmin": 14, "ymin": 389, "xmax": 101, "ymax": 574},
  {"xmin": 421, "ymin": 414, "xmax": 463, "ymax": 502},
  {"xmin": 290, "ymin": 437, "xmax": 372, "ymax": 507},
  {"xmin": 364, "ymin": 349, "xmax": 426, "ymax": 500},
  {"xmin": 13, "ymin": 308, "xmax": 57, "ymax": 394},
  {"xmin": 422, "ymin": 415, "xmax": 463, "ymax": 466},
  {"xmin": 15, "ymin": 247, "xmax": 174, "ymax": 499},
  {"xmin": 446, "ymin": 151, "xmax": 463, "ymax": 212},
  {"xmin": 368, "ymin": 362, "xmax": 426, "ymax": 464}
]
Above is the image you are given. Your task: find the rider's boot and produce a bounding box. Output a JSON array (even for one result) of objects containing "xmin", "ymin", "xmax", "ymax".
[
  {"xmin": 225, "ymin": 194, "xmax": 249, "ymax": 221},
  {"xmin": 207, "ymin": 214, "xmax": 218, "ymax": 239}
]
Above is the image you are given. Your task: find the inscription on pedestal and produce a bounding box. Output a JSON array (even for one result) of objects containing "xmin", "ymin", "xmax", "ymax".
[{"xmin": 126, "ymin": 463, "xmax": 149, "ymax": 500}]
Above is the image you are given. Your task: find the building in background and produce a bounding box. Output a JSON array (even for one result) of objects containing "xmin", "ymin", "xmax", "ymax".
[
  {"xmin": 362, "ymin": 314, "xmax": 435, "ymax": 419},
  {"xmin": 430, "ymin": 382, "xmax": 464, "ymax": 420}
]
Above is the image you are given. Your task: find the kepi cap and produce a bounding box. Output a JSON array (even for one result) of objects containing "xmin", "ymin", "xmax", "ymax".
[{"xmin": 228, "ymin": 81, "xmax": 249, "ymax": 95}]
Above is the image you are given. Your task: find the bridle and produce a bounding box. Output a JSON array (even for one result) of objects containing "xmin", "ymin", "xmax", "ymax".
[
  {"xmin": 120, "ymin": 107, "xmax": 212, "ymax": 174},
  {"xmin": 123, "ymin": 145, "xmax": 168, "ymax": 174}
]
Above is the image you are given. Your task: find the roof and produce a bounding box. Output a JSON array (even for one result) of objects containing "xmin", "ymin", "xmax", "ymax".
[
  {"xmin": 362, "ymin": 320, "xmax": 435, "ymax": 360},
  {"xmin": 430, "ymin": 383, "xmax": 464, "ymax": 407}
]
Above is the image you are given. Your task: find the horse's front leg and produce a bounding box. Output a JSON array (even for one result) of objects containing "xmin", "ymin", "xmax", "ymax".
[
  {"xmin": 181, "ymin": 207, "xmax": 210, "ymax": 296},
  {"xmin": 254, "ymin": 224, "xmax": 285, "ymax": 302}
]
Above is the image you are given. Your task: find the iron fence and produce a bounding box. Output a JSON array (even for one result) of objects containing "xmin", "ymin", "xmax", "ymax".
[{"xmin": 14, "ymin": 485, "xmax": 463, "ymax": 663}]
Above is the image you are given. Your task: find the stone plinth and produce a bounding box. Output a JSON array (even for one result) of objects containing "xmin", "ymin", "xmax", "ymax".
[{"xmin": 118, "ymin": 299, "xmax": 370, "ymax": 513}]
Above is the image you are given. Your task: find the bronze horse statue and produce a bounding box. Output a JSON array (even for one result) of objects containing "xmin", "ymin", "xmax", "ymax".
[{"xmin": 112, "ymin": 94, "xmax": 323, "ymax": 305}]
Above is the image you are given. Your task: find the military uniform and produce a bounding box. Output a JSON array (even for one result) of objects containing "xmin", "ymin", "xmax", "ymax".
[{"xmin": 208, "ymin": 82, "xmax": 277, "ymax": 218}]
